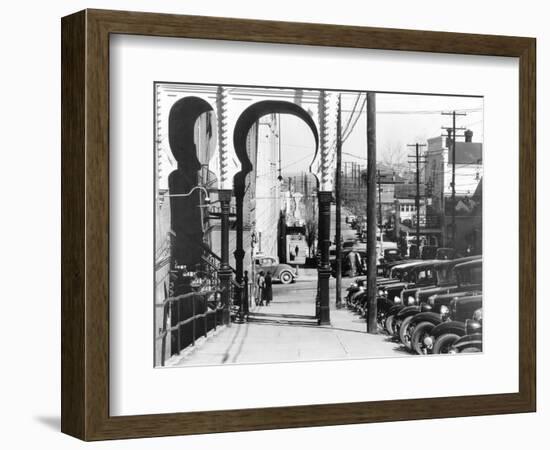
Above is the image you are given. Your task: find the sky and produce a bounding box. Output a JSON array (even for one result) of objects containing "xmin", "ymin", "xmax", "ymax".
[{"xmin": 279, "ymin": 92, "xmax": 483, "ymax": 176}]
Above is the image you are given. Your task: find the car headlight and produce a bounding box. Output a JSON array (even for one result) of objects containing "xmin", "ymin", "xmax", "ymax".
[
  {"xmin": 473, "ymin": 308, "xmax": 483, "ymax": 322},
  {"xmin": 407, "ymin": 295, "xmax": 415, "ymax": 305},
  {"xmin": 393, "ymin": 296, "xmax": 401, "ymax": 304},
  {"xmin": 440, "ymin": 305, "xmax": 450, "ymax": 321},
  {"xmin": 350, "ymin": 282, "xmax": 358, "ymax": 289},
  {"xmin": 359, "ymin": 286, "xmax": 365, "ymax": 292},
  {"xmin": 377, "ymin": 288, "xmax": 385, "ymax": 296}
]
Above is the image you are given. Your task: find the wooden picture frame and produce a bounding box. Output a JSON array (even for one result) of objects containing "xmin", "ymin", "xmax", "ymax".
[{"xmin": 61, "ymin": 8, "xmax": 536, "ymax": 441}]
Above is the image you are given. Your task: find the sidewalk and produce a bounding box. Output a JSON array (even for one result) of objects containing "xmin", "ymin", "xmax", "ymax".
[{"xmin": 165, "ymin": 284, "xmax": 407, "ymax": 367}]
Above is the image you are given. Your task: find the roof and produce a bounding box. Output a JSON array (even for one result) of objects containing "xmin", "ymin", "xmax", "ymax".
[
  {"xmin": 472, "ymin": 177, "xmax": 483, "ymax": 199},
  {"xmin": 454, "ymin": 259, "xmax": 483, "ymax": 270}
]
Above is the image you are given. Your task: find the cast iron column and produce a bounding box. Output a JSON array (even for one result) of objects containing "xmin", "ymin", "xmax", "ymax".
[
  {"xmin": 317, "ymin": 190, "xmax": 332, "ymax": 325},
  {"xmin": 233, "ymin": 185, "xmax": 247, "ymax": 319},
  {"xmin": 218, "ymin": 189, "xmax": 233, "ymax": 325}
]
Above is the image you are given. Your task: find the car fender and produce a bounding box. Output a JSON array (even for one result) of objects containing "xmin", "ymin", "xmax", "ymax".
[
  {"xmin": 277, "ymin": 264, "xmax": 295, "ymax": 275},
  {"xmin": 410, "ymin": 312, "xmax": 443, "ymax": 328},
  {"xmin": 454, "ymin": 333, "xmax": 483, "ymax": 349},
  {"xmin": 396, "ymin": 305, "xmax": 421, "ymax": 320},
  {"xmin": 432, "ymin": 321, "xmax": 466, "ymax": 340},
  {"xmin": 377, "ymin": 297, "xmax": 394, "ymax": 313},
  {"xmin": 388, "ymin": 304, "xmax": 404, "ymax": 316}
]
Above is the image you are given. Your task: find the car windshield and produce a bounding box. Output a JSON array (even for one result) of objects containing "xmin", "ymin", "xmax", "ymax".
[
  {"xmin": 436, "ymin": 265, "xmax": 457, "ymax": 284},
  {"xmin": 457, "ymin": 264, "xmax": 482, "ymax": 286},
  {"xmin": 414, "ymin": 267, "xmax": 436, "ymax": 285}
]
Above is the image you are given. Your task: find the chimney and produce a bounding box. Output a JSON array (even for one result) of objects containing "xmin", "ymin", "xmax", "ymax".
[
  {"xmin": 465, "ymin": 129, "xmax": 473, "ymax": 143},
  {"xmin": 445, "ymin": 128, "xmax": 453, "ymax": 148}
]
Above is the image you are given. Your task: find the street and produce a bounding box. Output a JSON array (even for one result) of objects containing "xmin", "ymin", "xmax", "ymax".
[{"xmin": 165, "ymin": 209, "xmax": 407, "ymax": 368}]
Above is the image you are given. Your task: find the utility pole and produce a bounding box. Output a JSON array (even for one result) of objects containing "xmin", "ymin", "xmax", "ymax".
[
  {"xmin": 442, "ymin": 111, "xmax": 466, "ymax": 247},
  {"xmin": 335, "ymin": 95, "xmax": 343, "ymax": 308},
  {"xmin": 377, "ymin": 169, "xmax": 383, "ymax": 257},
  {"xmin": 408, "ymin": 143, "xmax": 427, "ymax": 255},
  {"xmin": 366, "ymin": 92, "xmax": 377, "ymax": 334}
]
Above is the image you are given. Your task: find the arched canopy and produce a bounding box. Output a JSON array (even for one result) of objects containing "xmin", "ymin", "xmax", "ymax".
[
  {"xmin": 168, "ymin": 96, "xmax": 214, "ymax": 172},
  {"xmin": 233, "ymin": 100, "xmax": 319, "ymax": 194}
]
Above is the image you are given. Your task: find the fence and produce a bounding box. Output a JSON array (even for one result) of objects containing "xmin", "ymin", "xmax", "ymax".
[{"xmin": 156, "ymin": 289, "xmax": 225, "ymax": 367}]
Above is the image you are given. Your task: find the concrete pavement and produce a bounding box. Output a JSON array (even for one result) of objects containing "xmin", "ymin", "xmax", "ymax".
[{"xmin": 165, "ymin": 277, "xmax": 408, "ymax": 368}]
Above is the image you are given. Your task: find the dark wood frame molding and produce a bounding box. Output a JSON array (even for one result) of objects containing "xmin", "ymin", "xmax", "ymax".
[{"xmin": 61, "ymin": 9, "xmax": 536, "ymax": 441}]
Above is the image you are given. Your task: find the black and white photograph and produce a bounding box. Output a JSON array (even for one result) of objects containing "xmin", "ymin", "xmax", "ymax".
[{"xmin": 154, "ymin": 83, "xmax": 483, "ymax": 367}]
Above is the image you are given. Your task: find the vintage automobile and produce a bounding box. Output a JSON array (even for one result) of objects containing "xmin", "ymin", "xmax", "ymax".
[
  {"xmin": 348, "ymin": 259, "xmax": 430, "ymax": 327},
  {"xmin": 395, "ymin": 257, "xmax": 482, "ymax": 348},
  {"xmin": 330, "ymin": 249, "xmax": 367, "ymax": 277},
  {"xmin": 380, "ymin": 260, "xmax": 440, "ymax": 334},
  {"xmin": 253, "ymin": 255, "xmax": 297, "ymax": 284},
  {"xmin": 435, "ymin": 247, "xmax": 457, "ymax": 260},
  {"xmin": 420, "ymin": 245, "xmax": 438, "ymax": 260},
  {"xmin": 449, "ymin": 309, "xmax": 483, "ymax": 353},
  {"xmin": 405, "ymin": 259, "xmax": 482, "ymax": 353},
  {"xmin": 411, "ymin": 295, "xmax": 482, "ymax": 354},
  {"xmin": 377, "ymin": 248, "xmax": 403, "ymax": 275}
]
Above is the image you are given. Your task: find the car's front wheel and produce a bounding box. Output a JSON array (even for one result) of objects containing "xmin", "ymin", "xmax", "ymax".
[
  {"xmin": 399, "ymin": 316, "xmax": 415, "ymax": 349},
  {"xmin": 433, "ymin": 333, "xmax": 461, "ymax": 354},
  {"xmin": 279, "ymin": 270, "xmax": 293, "ymax": 284},
  {"xmin": 411, "ymin": 321, "xmax": 435, "ymax": 355},
  {"xmin": 385, "ymin": 315, "xmax": 396, "ymax": 335}
]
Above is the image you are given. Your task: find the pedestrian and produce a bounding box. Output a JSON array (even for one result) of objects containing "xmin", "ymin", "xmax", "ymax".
[
  {"xmin": 355, "ymin": 251, "xmax": 363, "ymax": 274},
  {"xmin": 256, "ymin": 271, "xmax": 266, "ymax": 306},
  {"xmin": 347, "ymin": 250, "xmax": 357, "ymax": 277},
  {"xmin": 264, "ymin": 272, "xmax": 273, "ymax": 305},
  {"xmin": 243, "ymin": 270, "xmax": 249, "ymax": 308}
]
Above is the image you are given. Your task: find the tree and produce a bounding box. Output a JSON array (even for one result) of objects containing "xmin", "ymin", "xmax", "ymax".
[
  {"xmin": 303, "ymin": 199, "xmax": 317, "ymax": 258},
  {"xmin": 304, "ymin": 217, "xmax": 317, "ymax": 258}
]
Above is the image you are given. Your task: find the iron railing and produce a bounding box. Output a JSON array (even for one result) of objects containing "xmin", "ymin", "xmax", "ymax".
[{"xmin": 156, "ymin": 288, "xmax": 225, "ymax": 366}]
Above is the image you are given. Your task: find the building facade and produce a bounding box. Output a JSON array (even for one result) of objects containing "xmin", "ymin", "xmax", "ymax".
[{"xmin": 425, "ymin": 129, "xmax": 483, "ymax": 252}]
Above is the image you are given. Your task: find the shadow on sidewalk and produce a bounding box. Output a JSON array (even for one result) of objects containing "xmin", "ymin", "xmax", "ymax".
[{"xmin": 247, "ymin": 311, "xmax": 318, "ymax": 327}]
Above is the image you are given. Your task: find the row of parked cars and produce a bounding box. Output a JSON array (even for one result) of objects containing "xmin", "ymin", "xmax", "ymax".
[{"xmin": 346, "ymin": 255, "xmax": 483, "ymax": 355}]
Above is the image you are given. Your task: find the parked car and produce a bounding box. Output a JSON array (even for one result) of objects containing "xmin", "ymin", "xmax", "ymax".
[
  {"xmin": 430, "ymin": 296, "xmax": 483, "ymax": 354},
  {"xmin": 411, "ymin": 292, "xmax": 482, "ymax": 355},
  {"xmin": 421, "ymin": 245, "xmax": 438, "ymax": 259},
  {"xmin": 379, "ymin": 260, "xmax": 441, "ymax": 333},
  {"xmin": 449, "ymin": 308, "xmax": 483, "ymax": 353},
  {"xmin": 253, "ymin": 256, "xmax": 297, "ymax": 284},
  {"xmin": 435, "ymin": 247, "xmax": 457, "ymax": 260},
  {"xmin": 395, "ymin": 257, "xmax": 482, "ymax": 348},
  {"xmin": 330, "ymin": 249, "xmax": 367, "ymax": 277},
  {"xmin": 383, "ymin": 248, "xmax": 402, "ymax": 262},
  {"xmin": 405, "ymin": 259, "xmax": 483, "ymax": 354}
]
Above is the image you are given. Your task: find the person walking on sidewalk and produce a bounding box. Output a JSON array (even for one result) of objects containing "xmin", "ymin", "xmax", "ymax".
[
  {"xmin": 256, "ymin": 271, "xmax": 266, "ymax": 306},
  {"xmin": 264, "ymin": 272, "xmax": 273, "ymax": 306}
]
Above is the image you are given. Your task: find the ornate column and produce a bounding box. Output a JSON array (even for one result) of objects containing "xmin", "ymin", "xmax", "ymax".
[
  {"xmin": 317, "ymin": 190, "xmax": 332, "ymax": 325},
  {"xmin": 315, "ymin": 90, "xmax": 337, "ymax": 325},
  {"xmin": 233, "ymin": 183, "xmax": 247, "ymax": 320},
  {"xmin": 216, "ymin": 86, "xmax": 233, "ymax": 325},
  {"xmin": 218, "ymin": 189, "xmax": 233, "ymax": 326}
]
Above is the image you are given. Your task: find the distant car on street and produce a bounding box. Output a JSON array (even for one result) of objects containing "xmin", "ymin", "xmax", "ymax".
[{"xmin": 254, "ymin": 255, "xmax": 297, "ymax": 284}]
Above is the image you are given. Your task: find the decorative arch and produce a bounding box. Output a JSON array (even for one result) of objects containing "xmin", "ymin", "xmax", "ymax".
[
  {"xmin": 232, "ymin": 100, "xmax": 319, "ymax": 195},
  {"xmin": 230, "ymin": 100, "xmax": 320, "ymax": 299},
  {"xmin": 167, "ymin": 96, "xmax": 215, "ymax": 273},
  {"xmin": 168, "ymin": 96, "xmax": 215, "ymax": 170}
]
